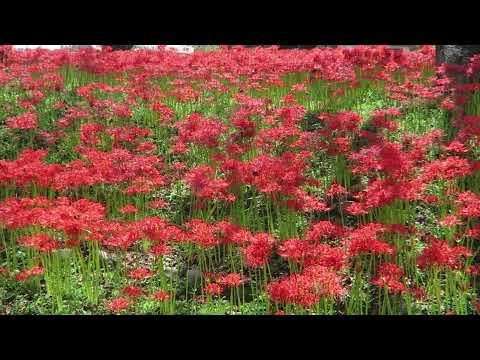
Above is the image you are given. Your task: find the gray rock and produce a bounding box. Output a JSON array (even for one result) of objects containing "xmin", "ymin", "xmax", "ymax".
[
  {"xmin": 436, "ymin": 45, "xmax": 480, "ymax": 84},
  {"xmin": 161, "ymin": 253, "xmax": 181, "ymax": 278},
  {"xmin": 186, "ymin": 266, "xmax": 203, "ymax": 288},
  {"xmin": 109, "ymin": 45, "xmax": 134, "ymax": 51},
  {"xmin": 436, "ymin": 45, "xmax": 480, "ymax": 65}
]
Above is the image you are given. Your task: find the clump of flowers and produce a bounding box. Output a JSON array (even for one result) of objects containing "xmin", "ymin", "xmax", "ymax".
[
  {"xmin": 16, "ymin": 266, "xmax": 44, "ymax": 282},
  {"xmin": 371, "ymin": 263, "xmax": 406, "ymax": 294},
  {"xmin": 106, "ymin": 297, "xmax": 130, "ymax": 313}
]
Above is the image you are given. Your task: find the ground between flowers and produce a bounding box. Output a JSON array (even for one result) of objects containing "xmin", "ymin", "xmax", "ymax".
[{"xmin": 0, "ymin": 45, "xmax": 480, "ymax": 315}]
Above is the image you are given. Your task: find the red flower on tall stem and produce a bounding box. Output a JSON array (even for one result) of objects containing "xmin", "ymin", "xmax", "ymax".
[{"xmin": 106, "ymin": 297, "xmax": 130, "ymax": 313}]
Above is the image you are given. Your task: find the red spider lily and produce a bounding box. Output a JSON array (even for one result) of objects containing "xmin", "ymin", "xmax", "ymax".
[
  {"xmin": 205, "ymin": 283, "xmax": 223, "ymax": 296},
  {"xmin": 278, "ymin": 238, "xmax": 347, "ymax": 271},
  {"xmin": 214, "ymin": 220, "xmax": 245, "ymax": 245},
  {"xmin": 417, "ymin": 240, "xmax": 472, "ymax": 270},
  {"xmin": 303, "ymin": 265, "xmax": 347, "ymax": 297},
  {"xmin": 230, "ymin": 229, "xmax": 255, "ymax": 247},
  {"xmin": 371, "ymin": 263, "xmax": 406, "ymax": 294},
  {"xmin": 149, "ymin": 243, "xmax": 172, "ymax": 257},
  {"xmin": 123, "ymin": 176, "xmax": 166, "ymax": 195},
  {"xmin": 325, "ymin": 181, "xmax": 347, "ymax": 198},
  {"xmin": 150, "ymin": 102, "xmax": 174, "ymax": 122},
  {"xmin": 385, "ymin": 224, "xmax": 416, "ymax": 236},
  {"xmin": 305, "ymin": 221, "xmax": 345, "ymax": 242},
  {"xmin": 369, "ymin": 111, "xmax": 399, "ymax": 132},
  {"xmin": 439, "ymin": 215, "xmax": 463, "ymax": 227},
  {"xmin": 474, "ymin": 301, "xmax": 480, "ymax": 314},
  {"xmin": 255, "ymin": 124, "xmax": 300, "ymax": 151},
  {"xmin": 0, "ymin": 147, "xmax": 165, "ymax": 192},
  {"xmin": 111, "ymin": 103, "xmax": 132, "ymax": 118},
  {"xmin": 107, "ymin": 126, "xmax": 151, "ymax": 146},
  {"xmin": 39, "ymin": 130, "xmax": 63, "ymax": 145},
  {"xmin": 169, "ymin": 86, "xmax": 200, "ymax": 103},
  {"xmin": 138, "ymin": 219, "xmax": 184, "ymax": 244},
  {"xmin": 3, "ymin": 45, "xmax": 480, "ymax": 315},
  {"xmin": 152, "ymin": 290, "xmax": 171, "ymax": 302},
  {"xmin": 465, "ymin": 224, "xmax": 480, "ymax": 239},
  {"xmin": 242, "ymin": 233, "xmax": 275, "ymax": 268},
  {"xmin": 410, "ymin": 286, "xmax": 427, "ymax": 301},
  {"xmin": 317, "ymin": 110, "xmax": 361, "ymax": 132},
  {"xmin": 16, "ymin": 266, "xmax": 44, "ymax": 282},
  {"xmin": 99, "ymin": 227, "xmax": 142, "ymax": 251},
  {"xmin": 122, "ymin": 286, "xmax": 145, "ymax": 298},
  {"xmin": 291, "ymin": 83, "xmax": 307, "ymax": 92},
  {"xmin": 420, "ymin": 156, "xmax": 472, "ymax": 183},
  {"xmin": 349, "ymin": 141, "xmax": 415, "ymax": 177},
  {"xmin": 17, "ymin": 233, "xmax": 60, "ymax": 252},
  {"xmin": 466, "ymin": 264, "xmax": 480, "ymax": 276},
  {"xmin": 443, "ymin": 140, "xmax": 468, "ymax": 154},
  {"xmin": 128, "ymin": 268, "xmax": 154, "ymax": 280},
  {"xmin": 0, "ymin": 196, "xmax": 106, "ymax": 239},
  {"xmin": 184, "ymin": 219, "xmax": 219, "ymax": 248},
  {"xmin": 184, "ymin": 165, "xmax": 235, "ymax": 203},
  {"xmin": 278, "ymin": 238, "xmax": 311, "ymax": 263},
  {"xmin": 231, "ymin": 117, "xmax": 256, "ymax": 139},
  {"xmin": 0, "ymin": 149, "xmax": 62, "ymax": 189},
  {"xmin": 173, "ymin": 113, "xmax": 227, "ymax": 152},
  {"xmin": 268, "ymin": 265, "xmax": 346, "ymax": 308},
  {"xmin": 238, "ymin": 152, "xmax": 312, "ymax": 197},
  {"xmin": 135, "ymin": 141, "xmax": 156, "ymax": 153},
  {"xmin": 5, "ymin": 111, "xmax": 38, "ymax": 130},
  {"xmin": 344, "ymin": 202, "xmax": 370, "ymax": 216},
  {"xmin": 80, "ymin": 123, "xmax": 104, "ymax": 145},
  {"xmin": 149, "ymin": 199, "xmax": 168, "ymax": 209},
  {"xmin": 345, "ymin": 223, "xmax": 395, "ymax": 257},
  {"xmin": 28, "ymin": 89, "xmax": 46, "ymax": 105},
  {"xmin": 285, "ymin": 189, "xmax": 330, "ymax": 213},
  {"xmin": 106, "ymin": 297, "xmax": 130, "ymax": 313},
  {"xmin": 120, "ymin": 204, "xmax": 138, "ymax": 215},
  {"xmin": 303, "ymin": 244, "xmax": 347, "ymax": 270},
  {"xmin": 217, "ymin": 273, "xmax": 247, "ymax": 288},
  {"xmin": 456, "ymin": 191, "xmax": 480, "ymax": 218},
  {"xmin": 283, "ymin": 94, "xmax": 297, "ymax": 105}
]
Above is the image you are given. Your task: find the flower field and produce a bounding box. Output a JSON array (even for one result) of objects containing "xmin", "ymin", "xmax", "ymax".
[{"xmin": 1, "ymin": 45, "xmax": 480, "ymax": 315}]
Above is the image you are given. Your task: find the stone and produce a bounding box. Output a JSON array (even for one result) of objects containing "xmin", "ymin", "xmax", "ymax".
[
  {"xmin": 13, "ymin": 45, "xmax": 65, "ymax": 50},
  {"xmin": 186, "ymin": 266, "xmax": 203, "ymax": 288},
  {"xmin": 278, "ymin": 45, "xmax": 319, "ymax": 49},
  {"xmin": 164, "ymin": 45, "xmax": 194, "ymax": 54},
  {"xmin": 436, "ymin": 45, "xmax": 480, "ymax": 84},
  {"xmin": 109, "ymin": 45, "xmax": 135, "ymax": 51},
  {"xmin": 436, "ymin": 45, "xmax": 480, "ymax": 65}
]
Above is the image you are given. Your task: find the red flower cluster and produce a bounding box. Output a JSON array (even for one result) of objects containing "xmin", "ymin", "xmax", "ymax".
[
  {"xmin": 242, "ymin": 233, "xmax": 275, "ymax": 268},
  {"xmin": 184, "ymin": 165, "xmax": 235, "ymax": 203},
  {"xmin": 173, "ymin": 113, "xmax": 227, "ymax": 153},
  {"xmin": 1, "ymin": 46, "xmax": 479, "ymax": 315},
  {"xmin": 122, "ymin": 286, "xmax": 145, "ymax": 298},
  {"xmin": 16, "ymin": 266, "xmax": 44, "ymax": 282},
  {"xmin": 152, "ymin": 290, "xmax": 171, "ymax": 302},
  {"xmin": 417, "ymin": 240, "xmax": 472, "ymax": 270},
  {"xmin": 204, "ymin": 283, "xmax": 222, "ymax": 296},
  {"xmin": 5, "ymin": 111, "xmax": 38, "ymax": 130},
  {"xmin": 18, "ymin": 233, "xmax": 59, "ymax": 252},
  {"xmin": 106, "ymin": 297, "xmax": 130, "ymax": 313},
  {"xmin": 216, "ymin": 273, "xmax": 247, "ymax": 288},
  {"xmin": 371, "ymin": 263, "xmax": 406, "ymax": 294},
  {"xmin": 345, "ymin": 223, "xmax": 395, "ymax": 257},
  {"xmin": 268, "ymin": 265, "xmax": 346, "ymax": 308},
  {"xmin": 128, "ymin": 268, "xmax": 154, "ymax": 280}
]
